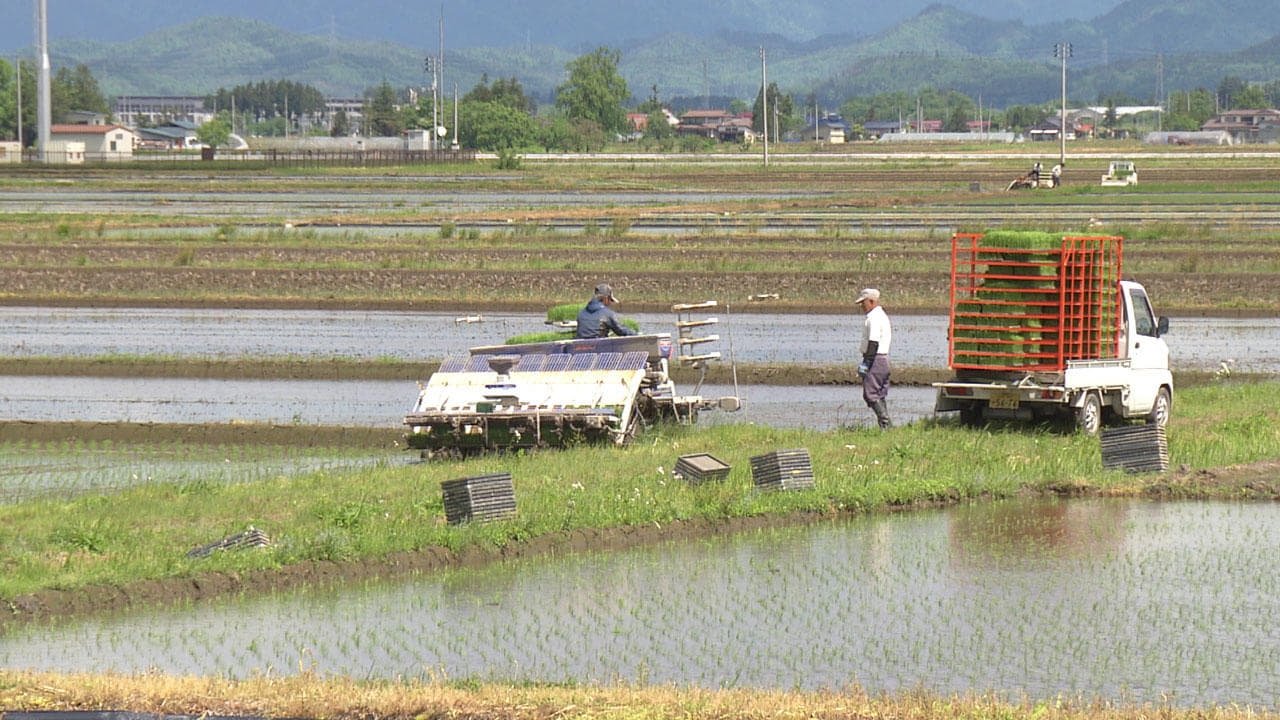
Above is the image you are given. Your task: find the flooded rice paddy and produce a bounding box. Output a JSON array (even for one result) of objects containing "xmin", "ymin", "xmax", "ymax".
[
  {"xmin": 0, "ymin": 376, "xmax": 938, "ymax": 429},
  {"xmin": 0, "ymin": 441, "xmax": 392, "ymax": 504},
  {"xmin": 2, "ymin": 306, "xmax": 1278, "ymax": 371},
  {"xmin": 3, "ymin": 497, "xmax": 1278, "ymax": 707}
]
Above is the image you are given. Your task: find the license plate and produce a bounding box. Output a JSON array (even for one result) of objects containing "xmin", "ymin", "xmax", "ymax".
[{"xmin": 989, "ymin": 390, "xmax": 1020, "ymax": 410}]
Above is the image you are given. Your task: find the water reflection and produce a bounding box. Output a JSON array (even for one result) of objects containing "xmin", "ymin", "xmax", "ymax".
[
  {"xmin": 4, "ymin": 498, "xmax": 1280, "ymax": 707},
  {"xmin": 949, "ymin": 498, "xmax": 1128, "ymax": 569}
]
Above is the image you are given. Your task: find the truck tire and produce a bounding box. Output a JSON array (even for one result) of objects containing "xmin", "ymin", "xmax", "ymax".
[
  {"xmin": 960, "ymin": 403, "xmax": 985, "ymax": 427},
  {"xmin": 1147, "ymin": 387, "xmax": 1172, "ymax": 428},
  {"xmin": 1076, "ymin": 392, "xmax": 1103, "ymax": 435}
]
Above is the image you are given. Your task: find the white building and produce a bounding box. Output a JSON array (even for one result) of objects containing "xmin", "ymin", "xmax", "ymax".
[{"xmin": 50, "ymin": 124, "xmax": 137, "ymax": 160}]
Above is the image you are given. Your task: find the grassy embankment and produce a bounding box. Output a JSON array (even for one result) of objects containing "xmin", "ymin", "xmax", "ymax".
[{"xmin": 2, "ymin": 380, "xmax": 1277, "ymax": 604}]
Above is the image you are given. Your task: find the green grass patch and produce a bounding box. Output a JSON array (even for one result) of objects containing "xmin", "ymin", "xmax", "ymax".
[{"xmin": 0, "ymin": 379, "xmax": 1276, "ymax": 599}]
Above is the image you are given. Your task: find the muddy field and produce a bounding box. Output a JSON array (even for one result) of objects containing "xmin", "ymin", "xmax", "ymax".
[{"xmin": 3, "ymin": 156, "xmax": 1280, "ymax": 313}]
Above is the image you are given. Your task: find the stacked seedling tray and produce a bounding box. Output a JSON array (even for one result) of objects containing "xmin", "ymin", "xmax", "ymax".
[
  {"xmin": 1100, "ymin": 425, "xmax": 1169, "ymax": 473},
  {"xmin": 750, "ymin": 448, "xmax": 814, "ymax": 491},
  {"xmin": 673, "ymin": 453, "xmax": 731, "ymax": 483},
  {"xmin": 441, "ymin": 472, "xmax": 517, "ymax": 524}
]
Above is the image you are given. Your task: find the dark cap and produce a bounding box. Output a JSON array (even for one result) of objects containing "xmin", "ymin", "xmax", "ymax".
[{"xmin": 594, "ymin": 283, "xmax": 618, "ymax": 301}]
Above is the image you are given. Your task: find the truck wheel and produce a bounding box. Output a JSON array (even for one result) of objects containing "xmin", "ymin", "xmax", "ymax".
[
  {"xmin": 1076, "ymin": 393, "xmax": 1103, "ymax": 435},
  {"xmin": 1147, "ymin": 387, "xmax": 1172, "ymax": 428},
  {"xmin": 960, "ymin": 403, "xmax": 985, "ymax": 427}
]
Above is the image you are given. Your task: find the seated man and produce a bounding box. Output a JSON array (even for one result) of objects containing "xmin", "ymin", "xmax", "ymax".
[{"xmin": 575, "ymin": 283, "xmax": 636, "ymax": 339}]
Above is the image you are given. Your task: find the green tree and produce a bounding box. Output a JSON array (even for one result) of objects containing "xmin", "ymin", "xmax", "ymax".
[
  {"xmin": 0, "ymin": 59, "xmax": 19, "ymax": 143},
  {"xmin": 752, "ymin": 82, "xmax": 793, "ymax": 137},
  {"xmin": 538, "ymin": 116, "xmax": 575, "ymax": 152},
  {"xmin": 51, "ymin": 63, "xmax": 108, "ymax": 121},
  {"xmin": 1102, "ymin": 100, "xmax": 1118, "ymax": 137},
  {"xmin": 1217, "ymin": 76, "xmax": 1248, "ymax": 109},
  {"xmin": 1234, "ymin": 85, "xmax": 1269, "ymax": 109},
  {"xmin": 331, "ymin": 109, "xmax": 350, "ymax": 137},
  {"xmin": 196, "ymin": 113, "xmax": 233, "ymax": 150},
  {"xmin": 206, "ymin": 80, "xmax": 326, "ymax": 126},
  {"xmin": 458, "ymin": 100, "xmax": 538, "ymax": 150},
  {"xmin": 1000, "ymin": 103, "xmax": 1051, "ymax": 132},
  {"xmin": 637, "ymin": 85, "xmax": 663, "ymax": 114},
  {"xmin": 1165, "ymin": 88, "xmax": 1216, "ymax": 131},
  {"xmin": 643, "ymin": 108, "xmax": 674, "ymax": 142},
  {"xmin": 555, "ymin": 47, "xmax": 629, "ymax": 136},
  {"xmin": 465, "ymin": 75, "xmax": 536, "ymax": 114},
  {"xmin": 366, "ymin": 81, "xmax": 403, "ymax": 137}
]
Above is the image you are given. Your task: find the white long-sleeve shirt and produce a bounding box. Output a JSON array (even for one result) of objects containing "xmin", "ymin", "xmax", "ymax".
[{"xmin": 861, "ymin": 305, "xmax": 892, "ymax": 355}]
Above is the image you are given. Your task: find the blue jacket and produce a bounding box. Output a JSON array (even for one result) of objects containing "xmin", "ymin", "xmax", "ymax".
[{"xmin": 575, "ymin": 298, "xmax": 635, "ymax": 338}]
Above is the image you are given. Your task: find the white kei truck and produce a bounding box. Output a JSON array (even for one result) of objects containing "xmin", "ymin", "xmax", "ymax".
[{"xmin": 933, "ymin": 232, "xmax": 1172, "ymax": 434}]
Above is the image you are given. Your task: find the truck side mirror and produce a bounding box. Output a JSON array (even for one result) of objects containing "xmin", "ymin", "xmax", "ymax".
[{"xmin": 1157, "ymin": 316, "xmax": 1170, "ymax": 336}]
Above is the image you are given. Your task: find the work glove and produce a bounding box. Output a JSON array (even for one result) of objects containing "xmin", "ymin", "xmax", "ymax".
[{"xmin": 857, "ymin": 359, "xmax": 871, "ymax": 377}]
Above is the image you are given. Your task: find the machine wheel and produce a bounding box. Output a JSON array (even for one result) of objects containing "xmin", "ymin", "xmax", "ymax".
[
  {"xmin": 1076, "ymin": 392, "xmax": 1103, "ymax": 436},
  {"xmin": 959, "ymin": 403, "xmax": 985, "ymax": 427},
  {"xmin": 1147, "ymin": 387, "xmax": 1172, "ymax": 428}
]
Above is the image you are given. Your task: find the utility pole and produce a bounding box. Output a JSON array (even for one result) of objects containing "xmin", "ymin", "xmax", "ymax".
[
  {"xmin": 35, "ymin": 0, "xmax": 51, "ymax": 163},
  {"xmin": 424, "ymin": 55, "xmax": 438, "ymax": 150},
  {"xmin": 438, "ymin": 7, "xmax": 445, "ymax": 148},
  {"xmin": 452, "ymin": 82, "xmax": 459, "ymax": 150},
  {"xmin": 1156, "ymin": 53, "xmax": 1165, "ymax": 132},
  {"xmin": 1055, "ymin": 41, "xmax": 1071, "ymax": 170},
  {"xmin": 760, "ymin": 47, "xmax": 768, "ymax": 167},
  {"xmin": 14, "ymin": 58, "xmax": 21, "ymax": 149}
]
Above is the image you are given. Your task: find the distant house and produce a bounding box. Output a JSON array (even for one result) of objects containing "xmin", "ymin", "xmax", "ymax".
[
  {"xmin": 807, "ymin": 112, "xmax": 850, "ymax": 143},
  {"xmin": 136, "ymin": 120, "xmax": 201, "ymax": 150},
  {"xmin": 1201, "ymin": 109, "xmax": 1280, "ymax": 143},
  {"xmin": 716, "ymin": 117, "xmax": 756, "ymax": 143},
  {"xmin": 677, "ymin": 109, "xmax": 733, "ymax": 139},
  {"xmin": 50, "ymin": 124, "xmax": 136, "ymax": 160},
  {"xmin": 908, "ymin": 119, "xmax": 943, "ymax": 133},
  {"xmin": 1028, "ymin": 116, "xmax": 1079, "ymax": 142},
  {"xmin": 863, "ymin": 120, "xmax": 903, "ymax": 139}
]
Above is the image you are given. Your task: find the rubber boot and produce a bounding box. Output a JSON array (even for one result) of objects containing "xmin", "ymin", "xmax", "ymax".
[{"xmin": 871, "ymin": 400, "xmax": 892, "ymax": 429}]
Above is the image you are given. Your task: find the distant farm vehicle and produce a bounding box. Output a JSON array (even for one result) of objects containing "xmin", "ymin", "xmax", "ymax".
[
  {"xmin": 1101, "ymin": 160, "xmax": 1138, "ymax": 187},
  {"xmin": 1006, "ymin": 172, "xmax": 1055, "ymax": 191}
]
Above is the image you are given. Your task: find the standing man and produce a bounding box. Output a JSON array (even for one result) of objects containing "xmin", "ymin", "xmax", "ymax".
[
  {"xmin": 855, "ymin": 287, "xmax": 892, "ymax": 429},
  {"xmin": 1051, "ymin": 163, "xmax": 1063, "ymax": 188},
  {"xmin": 575, "ymin": 283, "xmax": 636, "ymax": 339}
]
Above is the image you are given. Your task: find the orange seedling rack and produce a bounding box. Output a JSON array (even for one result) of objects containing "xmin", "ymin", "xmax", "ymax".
[{"xmin": 948, "ymin": 232, "xmax": 1123, "ymax": 372}]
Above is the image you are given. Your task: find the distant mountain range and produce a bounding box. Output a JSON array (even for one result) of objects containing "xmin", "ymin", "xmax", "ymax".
[
  {"xmin": 15, "ymin": 0, "xmax": 1280, "ymax": 108},
  {"xmin": 0, "ymin": 0, "xmax": 1125, "ymax": 54}
]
